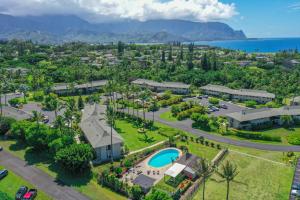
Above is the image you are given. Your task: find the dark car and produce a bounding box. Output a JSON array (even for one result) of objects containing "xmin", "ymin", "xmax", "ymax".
[
  {"xmin": 16, "ymin": 186, "xmax": 28, "ymax": 200},
  {"xmin": 0, "ymin": 169, "xmax": 8, "ymax": 180},
  {"xmin": 220, "ymin": 104, "xmax": 228, "ymax": 109},
  {"xmin": 22, "ymin": 189, "xmax": 37, "ymax": 200},
  {"xmin": 0, "ymin": 146, "xmax": 3, "ymax": 151}
]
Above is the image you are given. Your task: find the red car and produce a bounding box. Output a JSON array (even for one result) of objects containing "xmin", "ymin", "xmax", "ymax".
[{"xmin": 22, "ymin": 189, "xmax": 37, "ymax": 200}]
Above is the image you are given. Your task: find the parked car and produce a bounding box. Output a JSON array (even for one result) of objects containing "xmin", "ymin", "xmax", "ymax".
[
  {"xmin": 203, "ymin": 95, "xmax": 208, "ymax": 98},
  {"xmin": 212, "ymin": 106, "xmax": 219, "ymax": 111},
  {"xmin": 0, "ymin": 169, "xmax": 8, "ymax": 180},
  {"xmin": 0, "ymin": 146, "xmax": 3, "ymax": 151},
  {"xmin": 197, "ymin": 95, "xmax": 202, "ymax": 99},
  {"xmin": 42, "ymin": 115, "xmax": 49, "ymax": 124},
  {"xmin": 220, "ymin": 104, "xmax": 228, "ymax": 109},
  {"xmin": 16, "ymin": 186, "xmax": 28, "ymax": 200},
  {"xmin": 22, "ymin": 189, "xmax": 37, "ymax": 200},
  {"xmin": 291, "ymin": 189, "xmax": 300, "ymax": 197}
]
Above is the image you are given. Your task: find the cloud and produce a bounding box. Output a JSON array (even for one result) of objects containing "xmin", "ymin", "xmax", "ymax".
[
  {"xmin": 0, "ymin": 0, "xmax": 237, "ymax": 22},
  {"xmin": 288, "ymin": 2, "xmax": 300, "ymax": 10}
]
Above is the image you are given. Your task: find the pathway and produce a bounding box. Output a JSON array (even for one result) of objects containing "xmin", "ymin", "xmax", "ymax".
[{"xmin": 290, "ymin": 158, "xmax": 300, "ymax": 200}]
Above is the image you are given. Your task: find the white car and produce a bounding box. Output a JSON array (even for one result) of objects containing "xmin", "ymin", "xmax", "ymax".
[{"xmin": 291, "ymin": 189, "xmax": 300, "ymax": 196}]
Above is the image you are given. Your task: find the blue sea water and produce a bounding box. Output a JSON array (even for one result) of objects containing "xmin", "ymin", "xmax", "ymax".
[{"xmin": 194, "ymin": 38, "xmax": 300, "ymax": 53}]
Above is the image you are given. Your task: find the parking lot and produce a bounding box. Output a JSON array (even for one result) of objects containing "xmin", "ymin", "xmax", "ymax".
[{"xmin": 184, "ymin": 96, "xmax": 246, "ymax": 117}]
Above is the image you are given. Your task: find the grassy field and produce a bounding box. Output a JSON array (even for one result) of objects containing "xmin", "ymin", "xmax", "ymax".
[
  {"xmin": 193, "ymin": 150, "xmax": 294, "ymax": 200},
  {"xmin": 0, "ymin": 140, "xmax": 126, "ymax": 200},
  {"xmin": 0, "ymin": 166, "xmax": 52, "ymax": 200},
  {"xmin": 159, "ymin": 110, "xmax": 178, "ymax": 122},
  {"xmin": 115, "ymin": 119, "xmax": 178, "ymax": 151}
]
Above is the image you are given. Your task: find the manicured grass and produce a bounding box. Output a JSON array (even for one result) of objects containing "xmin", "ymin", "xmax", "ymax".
[
  {"xmin": 193, "ymin": 151, "xmax": 294, "ymax": 200},
  {"xmin": 115, "ymin": 119, "xmax": 175, "ymax": 151},
  {"xmin": 159, "ymin": 111, "xmax": 178, "ymax": 122},
  {"xmin": 0, "ymin": 140, "xmax": 126, "ymax": 200},
  {"xmin": 256, "ymin": 127, "xmax": 300, "ymax": 144},
  {"xmin": 0, "ymin": 166, "xmax": 52, "ymax": 200}
]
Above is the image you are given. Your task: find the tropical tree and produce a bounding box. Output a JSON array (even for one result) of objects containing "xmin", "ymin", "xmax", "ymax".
[
  {"xmin": 105, "ymin": 104, "xmax": 115, "ymax": 163},
  {"xmin": 139, "ymin": 89, "xmax": 151, "ymax": 131},
  {"xmin": 78, "ymin": 95, "xmax": 84, "ymax": 110},
  {"xmin": 19, "ymin": 84, "xmax": 29, "ymax": 102},
  {"xmin": 32, "ymin": 111, "xmax": 42, "ymax": 128},
  {"xmin": 198, "ymin": 159, "xmax": 210, "ymax": 200},
  {"xmin": 280, "ymin": 115, "xmax": 294, "ymax": 128},
  {"xmin": 217, "ymin": 161, "xmax": 239, "ymax": 200}
]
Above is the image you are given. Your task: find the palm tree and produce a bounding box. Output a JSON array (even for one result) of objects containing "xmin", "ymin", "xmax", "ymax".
[
  {"xmin": 150, "ymin": 97, "xmax": 158, "ymax": 123},
  {"xmin": 139, "ymin": 89, "xmax": 151, "ymax": 131},
  {"xmin": 280, "ymin": 115, "xmax": 294, "ymax": 128},
  {"xmin": 32, "ymin": 111, "xmax": 43, "ymax": 129},
  {"xmin": 217, "ymin": 161, "xmax": 239, "ymax": 200},
  {"xmin": 54, "ymin": 115, "xmax": 65, "ymax": 133},
  {"xmin": 19, "ymin": 84, "xmax": 29, "ymax": 103},
  {"xmin": 105, "ymin": 104, "xmax": 115, "ymax": 163},
  {"xmin": 0, "ymin": 81, "xmax": 3, "ymax": 117},
  {"xmin": 198, "ymin": 159, "xmax": 210, "ymax": 200}
]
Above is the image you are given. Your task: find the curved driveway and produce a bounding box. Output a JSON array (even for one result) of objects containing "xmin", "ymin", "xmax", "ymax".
[{"xmin": 145, "ymin": 108, "xmax": 300, "ymax": 152}]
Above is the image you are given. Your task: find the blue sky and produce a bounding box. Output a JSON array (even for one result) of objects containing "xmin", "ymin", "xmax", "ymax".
[
  {"xmin": 1, "ymin": 0, "xmax": 299, "ymax": 38},
  {"xmin": 221, "ymin": 0, "xmax": 300, "ymax": 38}
]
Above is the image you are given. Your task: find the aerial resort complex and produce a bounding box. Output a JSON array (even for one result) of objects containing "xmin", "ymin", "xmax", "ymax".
[{"xmin": 0, "ymin": 3, "xmax": 300, "ymax": 199}]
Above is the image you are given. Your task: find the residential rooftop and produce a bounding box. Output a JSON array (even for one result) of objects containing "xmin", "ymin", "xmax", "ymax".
[
  {"xmin": 52, "ymin": 80, "xmax": 107, "ymax": 91},
  {"xmin": 200, "ymin": 84, "xmax": 275, "ymax": 99},
  {"xmin": 79, "ymin": 104, "xmax": 123, "ymax": 148},
  {"xmin": 226, "ymin": 106, "xmax": 300, "ymax": 122},
  {"xmin": 132, "ymin": 79, "xmax": 190, "ymax": 89}
]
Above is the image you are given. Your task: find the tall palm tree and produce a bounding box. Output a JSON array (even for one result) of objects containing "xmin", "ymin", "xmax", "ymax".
[
  {"xmin": 105, "ymin": 104, "xmax": 115, "ymax": 163},
  {"xmin": 139, "ymin": 89, "xmax": 151, "ymax": 131},
  {"xmin": 217, "ymin": 161, "xmax": 239, "ymax": 200},
  {"xmin": 19, "ymin": 84, "xmax": 29, "ymax": 103},
  {"xmin": 54, "ymin": 115, "xmax": 65, "ymax": 134},
  {"xmin": 0, "ymin": 80, "xmax": 3, "ymax": 117},
  {"xmin": 198, "ymin": 159, "xmax": 210, "ymax": 200},
  {"xmin": 32, "ymin": 111, "xmax": 43, "ymax": 129}
]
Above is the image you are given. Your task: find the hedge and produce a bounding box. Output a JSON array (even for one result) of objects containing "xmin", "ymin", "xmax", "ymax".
[
  {"xmin": 287, "ymin": 134, "xmax": 300, "ymax": 145},
  {"xmin": 232, "ymin": 129, "xmax": 281, "ymax": 142}
]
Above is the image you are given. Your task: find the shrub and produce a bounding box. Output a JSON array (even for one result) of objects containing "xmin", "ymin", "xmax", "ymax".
[
  {"xmin": 208, "ymin": 97, "xmax": 219, "ymax": 105},
  {"xmin": 32, "ymin": 90, "xmax": 44, "ymax": 102},
  {"xmin": 233, "ymin": 129, "xmax": 281, "ymax": 142},
  {"xmin": 287, "ymin": 134, "xmax": 300, "ymax": 145},
  {"xmin": 8, "ymin": 98, "xmax": 21, "ymax": 107},
  {"xmin": 191, "ymin": 113, "xmax": 210, "ymax": 130},
  {"xmin": 0, "ymin": 116, "xmax": 16, "ymax": 135},
  {"xmin": 55, "ymin": 144, "xmax": 94, "ymax": 174},
  {"xmin": 0, "ymin": 191, "xmax": 13, "ymax": 200},
  {"xmin": 245, "ymin": 100, "xmax": 257, "ymax": 108},
  {"xmin": 131, "ymin": 185, "xmax": 144, "ymax": 200},
  {"xmin": 9, "ymin": 120, "xmax": 31, "ymax": 140}
]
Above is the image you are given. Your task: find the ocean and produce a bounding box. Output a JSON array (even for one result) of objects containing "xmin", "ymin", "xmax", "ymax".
[{"xmin": 194, "ymin": 38, "xmax": 300, "ymax": 53}]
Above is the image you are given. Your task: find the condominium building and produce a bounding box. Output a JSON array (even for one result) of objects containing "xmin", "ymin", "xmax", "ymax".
[
  {"xmin": 132, "ymin": 79, "xmax": 190, "ymax": 94},
  {"xmin": 200, "ymin": 84, "xmax": 275, "ymax": 103}
]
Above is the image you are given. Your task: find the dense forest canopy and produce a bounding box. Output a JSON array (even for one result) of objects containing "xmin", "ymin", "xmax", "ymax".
[{"xmin": 0, "ymin": 40, "xmax": 300, "ymax": 101}]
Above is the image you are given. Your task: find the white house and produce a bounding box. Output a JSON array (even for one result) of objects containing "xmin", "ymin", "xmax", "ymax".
[{"xmin": 79, "ymin": 104, "xmax": 124, "ymax": 164}]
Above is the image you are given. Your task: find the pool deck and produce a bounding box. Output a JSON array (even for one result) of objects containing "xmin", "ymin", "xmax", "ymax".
[{"xmin": 122, "ymin": 147, "xmax": 182, "ymax": 185}]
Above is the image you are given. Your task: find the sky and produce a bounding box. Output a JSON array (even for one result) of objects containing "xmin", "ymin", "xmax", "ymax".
[{"xmin": 0, "ymin": 0, "xmax": 299, "ymax": 38}]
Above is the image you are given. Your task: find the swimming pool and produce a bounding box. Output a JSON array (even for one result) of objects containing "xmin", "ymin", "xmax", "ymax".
[{"xmin": 148, "ymin": 148, "xmax": 180, "ymax": 168}]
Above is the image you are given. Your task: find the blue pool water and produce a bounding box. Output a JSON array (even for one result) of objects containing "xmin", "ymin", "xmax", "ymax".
[{"xmin": 148, "ymin": 149, "xmax": 180, "ymax": 168}]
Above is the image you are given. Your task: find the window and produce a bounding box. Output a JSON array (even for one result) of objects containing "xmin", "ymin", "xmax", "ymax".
[{"xmin": 106, "ymin": 145, "xmax": 111, "ymax": 150}]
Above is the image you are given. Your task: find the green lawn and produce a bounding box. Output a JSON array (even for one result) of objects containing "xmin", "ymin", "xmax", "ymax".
[
  {"xmin": 257, "ymin": 127, "xmax": 300, "ymax": 144},
  {"xmin": 115, "ymin": 119, "xmax": 176, "ymax": 151},
  {"xmin": 159, "ymin": 111, "xmax": 178, "ymax": 122},
  {"xmin": 0, "ymin": 140, "xmax": 126, "ymax": 200},
  {"xmin": 193, "ymin": 151, "xmax": 294, "ymax": 200},
  {"xmin": 0, "ymin": 166, "xmax": 52, "ymax": 200}
]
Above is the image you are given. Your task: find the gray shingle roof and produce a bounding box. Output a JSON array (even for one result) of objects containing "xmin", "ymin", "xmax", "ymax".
[
  {"xmin": 132, "ymin": 174, "xmax": 156, "ymax": 191},
  {"xmin": 79, "ymin": 104, "xmax": 123, "ymax": 148},
  {"xmin": 226, "ymin": 106, "xmax": 300, "ymax": 122},
  {"xmin": 52, "ymin": 80, "xmax": 107, "ymax": 91},
  {"xmin": 132, "ymin": 79, "xmax": 190, "ymax": 89},
  {"xmin": 200, "ymin": 84, "xmax": 275, "ymax": 99}
]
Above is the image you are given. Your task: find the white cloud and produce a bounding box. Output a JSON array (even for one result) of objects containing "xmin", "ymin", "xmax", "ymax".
[
  {"xmin": 0, "ymin": 0, "xmax": 237, "ymax": 22},
  {"xmin": 289, "ymin": 2, "xmax": 300, "ymax": 10}
]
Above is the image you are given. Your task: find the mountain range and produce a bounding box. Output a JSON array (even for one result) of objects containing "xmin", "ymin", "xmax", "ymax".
[{"xmin": 0, "ymin": 14, "xmax": 247, "ymax": 44}]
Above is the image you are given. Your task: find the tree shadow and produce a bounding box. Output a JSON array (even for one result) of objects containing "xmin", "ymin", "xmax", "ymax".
[
  {"xmin": 24, "ymin": 148, "xmax": 53, "ymax": 166},
  {"xmin": 138, "ymin": 135, "xmax": 156, "ymax": 143},
  {"xmin": 9, "ymin": 140, "xmax": 27, "ymax": 151},
  {"xmin": 48, "ymin": 162, "xmax": 93, "ymax": 187}
]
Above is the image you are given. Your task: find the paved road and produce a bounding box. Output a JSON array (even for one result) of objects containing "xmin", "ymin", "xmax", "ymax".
[
  {"xmin": 290, "ymin": 158, "xmax": 300, "ymax": 200},
  {"xmin": 144, "ymin": 108, "xmax": 300, "ymax": 152},
  {"xmin": 0, "ymin": 150, "xmax": 90, "ymax": 200}
]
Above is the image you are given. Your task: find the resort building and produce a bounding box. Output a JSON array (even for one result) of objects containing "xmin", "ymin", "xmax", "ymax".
[
  {"xmin": 200, "ymin": 84, "xmax": 275, "ymax": 103},
  {"xmin": 131, "ymin": 79, "xmax": 190, "ymax": 94},
  {"xmin": 226, "ymin": 106, "xmax": 300, "ymax": 130},
  {"xmin": 52, "ymin": 80, "xmax": 107, "ymax": 96},
  {"xmin": 79, "ymin": 104, "xmax": 124, "ymax": 164}
]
